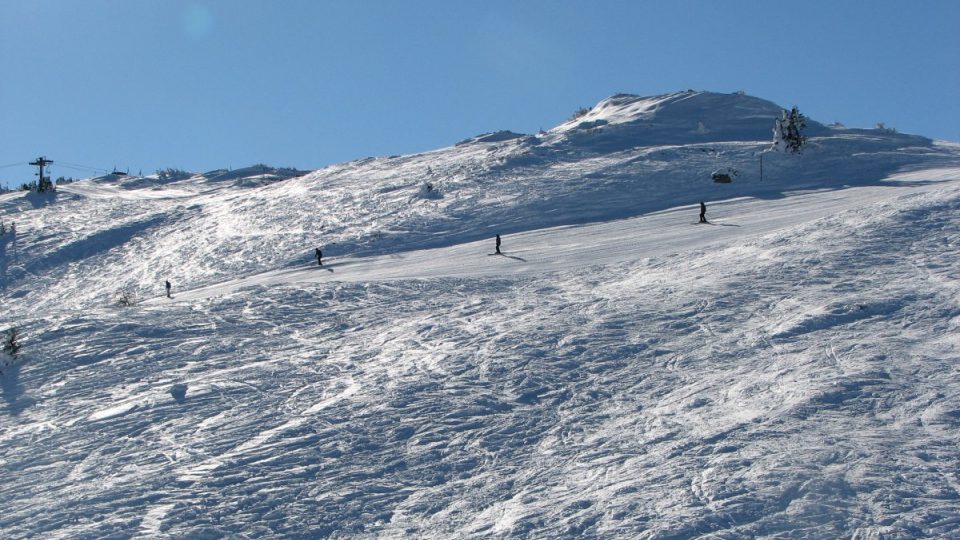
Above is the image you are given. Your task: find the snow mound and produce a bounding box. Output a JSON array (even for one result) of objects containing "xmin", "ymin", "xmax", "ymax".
[
  {"xmin": 201, "ymin": 164, "xmax": 308, "ymax": 186},
  {"xmin": 457, "ymin": 130, "xmax": 530, "ymax": 146}
]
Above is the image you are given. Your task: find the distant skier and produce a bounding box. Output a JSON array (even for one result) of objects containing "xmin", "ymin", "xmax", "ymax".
[
  {"xmin": 699, "ymin": 201, "xmax": 707, "ymax": 224},
  {"xmin": 495, "ymin": 234, "xmax": 502, "ymax": 254},
  {"xmin": 165, "ymin": 280, "xmax": 172, "ymax": 298},
  {"xmin": 315, "ymin": 247, "xmax": 323, "ymax": 266}
]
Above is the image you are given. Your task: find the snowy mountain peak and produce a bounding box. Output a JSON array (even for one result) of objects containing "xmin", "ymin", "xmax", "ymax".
[{"xmin": 548, "ymin": 90, "xmax": 827, "ymax": 150}]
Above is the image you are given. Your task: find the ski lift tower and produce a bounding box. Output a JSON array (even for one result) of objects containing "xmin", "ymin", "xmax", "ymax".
[{"xmin": 29, "ymin": 156, "xmax": 54, "ymax": 192}]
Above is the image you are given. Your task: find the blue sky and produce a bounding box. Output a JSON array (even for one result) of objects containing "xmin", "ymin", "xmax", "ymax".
[{"xmin": 2, "ymin": 0, "xmax": 958, "ymax": 186}]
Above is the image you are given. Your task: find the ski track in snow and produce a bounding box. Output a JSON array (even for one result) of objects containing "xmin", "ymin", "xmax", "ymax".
[
  {"xmin": 150, "ymin": 172, "xmax": 959, "ymax": 303},
  {"xmin": 2, "ymin": 93, "xmax": 960, "ymax": 538}
]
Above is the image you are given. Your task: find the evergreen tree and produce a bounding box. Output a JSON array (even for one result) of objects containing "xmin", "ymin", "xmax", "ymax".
[
  {"xmin": 37, "ymin": 176, "xmax": 54, "ymax": 193},
  {"xmin": 773, "ymin": 106, "xmax": 808, "ymax": 153}
]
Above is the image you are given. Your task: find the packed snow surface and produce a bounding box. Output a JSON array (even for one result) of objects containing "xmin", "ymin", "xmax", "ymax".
[{"xmin": 2, "ymin": 91, "xmax": 960, "ymax": 538}]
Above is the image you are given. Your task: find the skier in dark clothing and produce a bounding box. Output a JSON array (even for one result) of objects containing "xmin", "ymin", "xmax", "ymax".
[
  {"xmin": 165, "ymin": 280, "xmax": 172, "ymax": 298},
  {"xmin": 699, "ymin": 201, "xmax": 707, "ymax": 224},
  {"xmin": 315, "ymin": 247, "xmax": 323, "ymax": 266},
  {"xmin": 495, "ymin": 234, "xmax": 501, "ymax": 254}
]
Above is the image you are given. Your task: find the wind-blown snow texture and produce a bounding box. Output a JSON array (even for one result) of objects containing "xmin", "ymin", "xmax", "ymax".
[{"xmin": 2, "ymin": 91, "xmax": 959, "ymax": 538}]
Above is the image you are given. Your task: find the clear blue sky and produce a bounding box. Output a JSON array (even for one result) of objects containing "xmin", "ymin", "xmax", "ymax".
[{"xmin": 2, "ymin": 0, "xmax": 958, "ymax": 186}]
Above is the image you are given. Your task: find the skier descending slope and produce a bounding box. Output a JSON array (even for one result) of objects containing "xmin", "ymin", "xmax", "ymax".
[
  {"xmin": 699, "ymin": 201, "xmax": 707, "ymax": 224},
  {"xmin": 165, "ymin": 280, "xmax": 172, "ymax": 298},
  {"xmin": 495, "ymin": 234, "xmax": 502, "ymax": 254},
  {"xmin": 315, "ymin": 247, "xmax": 323, "ymax": 266}
]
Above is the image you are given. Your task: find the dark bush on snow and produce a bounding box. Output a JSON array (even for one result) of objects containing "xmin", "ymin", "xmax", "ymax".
[
  {"xmin": 156, "ymin": 168, "xmax": 193, "ymax": 182},
  {"xmin": 569, "ymin": 106, "xmax": 592, "ymax": 121},
  {"xmin": 2, "ymin": 327, "xmax": 21, "ymax": 358}
]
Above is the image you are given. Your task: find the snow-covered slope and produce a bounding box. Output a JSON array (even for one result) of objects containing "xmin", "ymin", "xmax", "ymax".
[{"xmin": 2, "ymin": 91, "xmax": 959, "ymax": 538}]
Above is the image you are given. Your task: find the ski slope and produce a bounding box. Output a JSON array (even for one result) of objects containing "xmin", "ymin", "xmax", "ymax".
[
  {"xmin": 2, "ymin": 91, "xmax": 960, "ymax": 538},
  {"xmin": 162, "ymin": 168, "xmax": 959, "ymax": 303}
]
